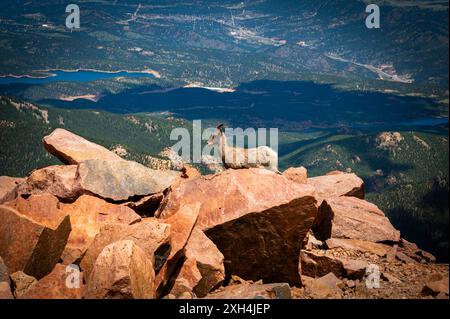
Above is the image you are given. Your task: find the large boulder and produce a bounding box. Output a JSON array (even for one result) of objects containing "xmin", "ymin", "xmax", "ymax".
[
  {"xmin": 169, "ymin": 229, "xmax": 225, "ymax": 298},
  {"xmin": 158, "ymin": 168, "xmax": 318, "ymax": 286},
  {"xmin": 308, "ymin": 171, "xmax": 364, "ymax": 202},
  {"xmin": 80, "ymin": 219, "xmax": 171, "ymax": 280},
  {"xmin": 204, "ymin": 282, "xmax": 291, "ymax": 299},
  {"xmin": 16, "ymin": 165, "xmax": 81, "ymax": 201},
  {"xmin": 154, "ymin": 203, "xmax": 200, "ymax": 297},
  {"xmin": 42, "ymin": 128, "xmax": 123, "ymax": 164},
  {"xmin": 77, "ymin": 159, "xmax": 181, "ymax": 201},
  {"xmin": 0, "ymin": 176, "xmax": 24, "ymax": 204},
  {"xmin": 0, "ymin": 194, "xmax": 71, "ymax": 279},
  {"xmin": 60, "ymin": 195, "xmax": 141, "ymax": 264},
  {"xmin": 312, "ymin": 196, "xmax": 400, "ymax": 243},
  {"xmin": 20, "ymin": 264, "xmax": 83, "ymax": 299},
  {"xmin": 85, "ymin": 240, "xmax": 154, "ymax": 299}
]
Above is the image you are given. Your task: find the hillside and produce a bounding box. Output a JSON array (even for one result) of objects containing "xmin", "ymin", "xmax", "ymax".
[
  {"xmin": 0, "ymin": 0, "xmax": 448, "ymax": 98},
  {"xmin": 0, "ymin": 95, "xmax": 192, "ymax": 177}
]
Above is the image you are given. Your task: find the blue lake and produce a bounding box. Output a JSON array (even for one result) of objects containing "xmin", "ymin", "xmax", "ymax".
[{"xmin": 0, "ymin": 70, "xmax": 155, "ymax": 84}]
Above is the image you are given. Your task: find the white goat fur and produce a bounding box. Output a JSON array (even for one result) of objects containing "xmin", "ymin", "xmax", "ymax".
[{"xmin": 208, "ymin": 126, "xmax": 280, "ymax": 173}]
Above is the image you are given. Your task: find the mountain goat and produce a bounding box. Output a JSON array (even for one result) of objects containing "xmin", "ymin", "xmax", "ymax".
[{"xmin": 207, "ymin": 124, "xmax": 280, "ymax": 173}]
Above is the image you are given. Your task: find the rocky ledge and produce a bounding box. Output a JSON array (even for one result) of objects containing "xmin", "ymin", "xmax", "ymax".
[{"xmin": 0, "ymin": 129, "xmax": 448, "ymax": 299}]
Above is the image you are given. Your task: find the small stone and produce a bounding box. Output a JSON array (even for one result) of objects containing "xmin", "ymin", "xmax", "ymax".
[{"xmin": 10, "ymin": 271, "xmax": 37, "ymax": 298}]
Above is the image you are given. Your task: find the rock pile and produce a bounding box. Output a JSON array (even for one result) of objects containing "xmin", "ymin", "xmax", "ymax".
[{"xmin": 0, "ymin": 129, "xmax": 447, "ymax": 299}]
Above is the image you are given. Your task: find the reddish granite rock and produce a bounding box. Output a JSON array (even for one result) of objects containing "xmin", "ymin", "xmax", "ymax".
[
  {"xmin": 85, "ymin": 240, "xmax": 154, "ymax": 299},
  {"xmin": 300, "ymin": 250, "xmax": 345, "ymax": 278},
  {"xmin": 283, "ymin": 166, "xmax": 307, "ymax": 184},
  {"xmin": 0, "ymin": 282, "xmax": 13, "ymax": 299},
  {"xmin": 0, "ymin": 176, "xmax": 24, "ymax": 204},
  {"xmin": 10, "ymin": 271, "xmax": 37, "ymax": 298},
  {"xmin": 80, "ymin": 219, "xmax": 171, "ymax": 280},
  {"xmin": 169, "ymin": 229, "xmax": 225, "ymax": 298},
  {"xmin": 77, "ymin": 159, "xmax": 181, "ymax": 201},
  {"xmin": 43, "ymin": 128, "xmax": 123, "ymax": 164},
  {"xmin": 181, "ymin": 164, "xmax": 201, "ymax": 179},
  {"xmin": 313, "ymin": 196, "xmax": 400, "ymax": 243},
  {"xmin": 16, "ymin": 165, "xmax": 81, "ymax": 200},
  {"xmin": 20, "ymin": 264, "xmax": 83, "ymax": 299},
  {"xmin": 158, "ymin": 168, "xmax": 318, "ymax": 286},
  {"xmin": 154, "ymin": 203, "xmax": 199, "ymax": 297},
  {"xmin": 0, "ymin": 194, "xmax": 71, "ymax": 279},
  {"xmin": 398, "ymin": 238, "xmax": 436, "ymax": 263},
  {"xmin": 304, "ymin": 272, "xmax": 343, "ymax": 299},
  {"xmin": 422, "ymin": 274, "xmax": 449, "ymax": 297},
  {"xmin": 308, "ymin": 171, "xmax": 364, "ymax": 201},
  {"xmin": 60, "ymin": 195, "xmax": 141, "ymax": 264},
  {"xmin": 341, "ymin": 259, "xmax": 368, "ymax": 280}
]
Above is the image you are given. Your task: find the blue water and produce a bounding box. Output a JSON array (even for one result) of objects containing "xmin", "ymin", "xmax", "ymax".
[{"xmin": 0, "ymin": 70, "xmax": 155, "ymax": 84}]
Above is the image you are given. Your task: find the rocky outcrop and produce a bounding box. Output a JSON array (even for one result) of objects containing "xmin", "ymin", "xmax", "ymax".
[
  {"xmin": 0, "ymin": 176, "xmax": 24, "ymax": 204},
  {"xmin": 77, "ymin": 159, "xmax": 181, "ymax": 201},
  {"xmin": 20, "ymin": 264, "xmax": 83, "ymax": 299},
  {"xmin": 80, "ymin": 219, "xmax": 171, "ymax": 280},
  {"xmin": 85, "ymin": 240, "xmax": 154, "ymax": 299},
  {"xmin": 0, "ymin": 194, "xmax": 71, "ymax": 279},
  {"xmin": 154, "ymin": 203, "xmax": 200, "ymax": 297},
  {"xmin": 398, "ymin": 238, "xmax": 436, "ymax": 263},
  {"xmin": 300, "ymin": 250, "xmax": 345, "ymax": 278},
  {"xmin": 10, "ymin": 271, "xmax": 37, "ymax": 298},
  {"xmin": 308, "ymin": 171, "xmax": 364, "ymax": 201},
  {"xmin": 313, "ymin": 196, "xmax": 400, "ymax": 243},
  {"xmin": 0, "ymin": 128, "xmax": 446, "ymax": 300},
  {"xmin": 16, "ymin": 165, "xmax": 81, "ymax": 200},
  {"xmin": 169, "ymin": 229, "xmax": 225, "ymax": 298},
  {"xmin": 43, "ymin": 128, "xmax": 123, "ymax": 164},
  {"xmin": 60, "ymin": 195, "xmax": 141, "ymax": 264},
  {"xmin": 158, "ymin": 168, "xmax": 318, "ymax": 286}
]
